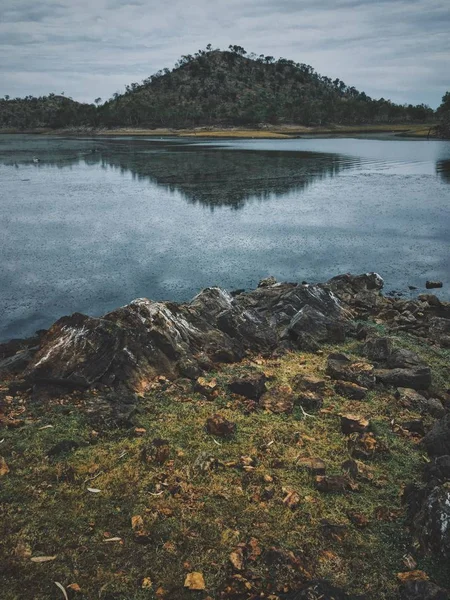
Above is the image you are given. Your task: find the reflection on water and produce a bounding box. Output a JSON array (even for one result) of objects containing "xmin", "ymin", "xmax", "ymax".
[
  {"xmin": 1, "ymin": 138, "xmax": 358, "ymax": 209},
  {"xmin": 0, "ymin": 134, "xmax": 449, "ymax": 341}
]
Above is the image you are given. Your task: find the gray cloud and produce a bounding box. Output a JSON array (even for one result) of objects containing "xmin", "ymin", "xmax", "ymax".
[{"xmin": 0, "ymin": 0, "xmax": 448, "ymax": 107}]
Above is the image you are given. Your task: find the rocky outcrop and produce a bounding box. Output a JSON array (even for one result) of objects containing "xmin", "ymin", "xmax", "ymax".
[
  {"xmin": 22, "ymin": 278, "xmax": 354, "ymax": 391},
  {"xmin": 0, "ymin": 271, "xmax": 445, "ymax": 394}
]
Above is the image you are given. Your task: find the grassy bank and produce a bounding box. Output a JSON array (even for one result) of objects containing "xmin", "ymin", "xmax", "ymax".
[
  {"xmin": 0, "ymin": 123, "xmax": 437, "ymax": 139},
  {"xmin": 1, "ymin": 331, "xmax": 449, "ymax": 599}
]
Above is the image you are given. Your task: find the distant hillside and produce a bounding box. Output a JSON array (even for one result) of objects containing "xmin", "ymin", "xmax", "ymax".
[{"xmin": 0, "ymin": 46, "xmax": 437, "ymax": 130}]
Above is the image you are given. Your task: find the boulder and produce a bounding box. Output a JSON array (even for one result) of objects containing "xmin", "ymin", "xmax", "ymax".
[
  {"xmin": 326, "ymin": 354, "xmax": 375, "ymax": 388},
  {"xmin": 426, "ymin": 281, "xmax": 443, "ymax": 289},
  {"xmin": 295, "ymin": 391, "xmax": 323, "ymax": 411},
  {"xmin": 362, "ymin": 337, "xmax": 393, "ymax": 362},
  {"xmin": 396, "ymin": 388, "xmax": 445, "ymax": 418},
  {"xmin": 286, "ymin": 305, "xmax": 346, "ymax": 349},
  {"xmin": 375, "ymin": 367, "xmax": 432, "ymax": 390},
  {"xmin": 423, "ymin": 456, "xmax": 450, "ymax": 485},
  {"xmin": 227, "ymin": 372, "xmax": 267, "ymax": 400},
  {"xmin": 429, "ymin": 317, "xmax": 450, "ymax": 348},
  {"xmin": 412, "ymin": 482, "xmax": 450, "ymax": 558},
  {"xmin": 423, "ymin": 414, "xmax": 450, "ymax": 456}
]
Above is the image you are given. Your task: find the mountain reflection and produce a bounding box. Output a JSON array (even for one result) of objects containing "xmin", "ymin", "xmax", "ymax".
[{"xmin": 2, "ymin": 138, "xmax": 359, "ymax": 209}]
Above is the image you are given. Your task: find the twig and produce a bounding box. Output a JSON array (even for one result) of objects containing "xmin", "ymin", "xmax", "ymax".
[
  {"xmin": 300, "ymin": 406, "xmax": 315, "ymax": 419},
  {"xmin": 117, "ymin": 450, "xmax": 128, "ymax": 459},
  {"xmin": 212, "ymin": 438, "xmax": 221, "ymax": 446},
  {"xmin": 149, "ymin": 491, "xmax": 164, "ymax": 496},
  {"xmin": 83, "ymin": 470, "xmax": 104, "ymax": 484}
]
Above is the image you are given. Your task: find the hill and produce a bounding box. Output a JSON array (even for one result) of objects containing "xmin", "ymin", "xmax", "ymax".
[{"xmin": 0, "ymin": 46, "xmax": 436, "ymax": 130}]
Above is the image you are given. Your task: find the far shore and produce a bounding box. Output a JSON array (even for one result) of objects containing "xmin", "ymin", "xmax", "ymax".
[{"xmin": 0, "ymin": 122, "xmax": 438, "ymax": 139}]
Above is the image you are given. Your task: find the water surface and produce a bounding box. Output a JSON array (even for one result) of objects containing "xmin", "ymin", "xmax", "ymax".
[{"xmin": 0, "ymin": 134, "xmax": 449, "ymax": 341}]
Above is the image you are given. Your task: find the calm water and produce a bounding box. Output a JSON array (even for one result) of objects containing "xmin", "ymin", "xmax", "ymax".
[{"xmin": 0, "ymin": 134, "xmax": 449, "ymax": 341}]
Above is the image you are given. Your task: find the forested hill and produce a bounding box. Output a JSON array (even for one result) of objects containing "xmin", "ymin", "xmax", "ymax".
[{"xmin": 0, "ymin": 45, "xmax": 440, "ymax": 130}]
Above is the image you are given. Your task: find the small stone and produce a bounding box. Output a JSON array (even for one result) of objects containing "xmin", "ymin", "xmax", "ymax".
[
  {"xmin": 291, "ymin": 375, "xmax": 326, "ymax": 394},
  {"xmin": 0, "ymin": 456, "xmax": 9, "ymax": 477},
  {"xmin": 260, "ymin": 385, "xmax": 294, "ymax": 414},
  {"xmin": 205, "ymin": 414, "xmax": 236, "ymax": 437},
  {"xmin": 340, "ymin": 414, "xmax": 369, "ymax": 435},
  {"xmin": 295, "ymin": 391, "xmax": 323, "ymax": 411},
  {"xmin": 334, "ymin": 380, "xmax": 368, "ymax": 400},
  {"xmin": 315, "ymin": 475, "xmax": 353, "ymax": 493},
  {"xmin": 297, "ymin": 457, "xmax": 326, "ymax": 476},
  {"xmin": 425, "ymin": 281, "xmax": 443, "ymax": 289},
  {"xmin": 194, "ymin": 377, "xmax": 218, "ymax": 399},
  {"xmin": 184, "ymin": 572, "xmax": 206, "ymax": 590}
]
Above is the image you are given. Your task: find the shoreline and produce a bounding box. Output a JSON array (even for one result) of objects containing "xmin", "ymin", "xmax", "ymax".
[{"xmin": 0, "ymin": 123, "xmax": 438, "ymax": 139}]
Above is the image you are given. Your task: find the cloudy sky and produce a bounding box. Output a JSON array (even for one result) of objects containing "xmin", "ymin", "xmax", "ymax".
[{"xmin": 0, "ymin": 0, "xmax": 448, "ymax": 107}]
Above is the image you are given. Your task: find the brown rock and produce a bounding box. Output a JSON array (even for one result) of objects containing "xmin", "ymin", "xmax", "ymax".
[
  {"xmin": 205, "ymin": 414, "xmax": 236, "ymax": 437},
  {"xmin": 315, "ymin": 475, "xmax": 353, "ymax": 493},
  {"xmin": 260, "ymin": 385, "xmax": 294, "ymax": 414},
  {"xmin": 291, "ymin": 375, "xmax": 326, "ymax": 394},
  {"xmin": 340, "ymin": 414, "xmax": 369, "ymax": 435},
  {"xmin": 194, "ymin": 377, "xmax": 218, "ymax": 399},
  {"xmin": 326, "ymin": 353, "xmax": 375, "ymax": 388},
  {"xmin": 227, "ymin": 372, "xmax": 267, "ymax": 400},
  {"xmin": 0, "ymin": 456, "xmax": 9, "ymax": 477},
  {"xmin": 334, "ymin": 380, "xmax": 368, "ymax": 400}
]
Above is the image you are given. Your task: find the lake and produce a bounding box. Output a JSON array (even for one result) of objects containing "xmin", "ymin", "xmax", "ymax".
[{"xmin": 0, "ymin": 133, "xmax": 449, "ymax": 342}]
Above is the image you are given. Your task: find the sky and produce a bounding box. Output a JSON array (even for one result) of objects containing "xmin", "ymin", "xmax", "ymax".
[{"xmin": 0, "ymin": 0, "xmax": 449, "ymax": 108}]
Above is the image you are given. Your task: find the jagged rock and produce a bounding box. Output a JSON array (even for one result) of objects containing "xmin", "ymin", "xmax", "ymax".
[
  {"xmin": 426, "ymin": 281, "xmax": 443, "ymax": 289},
  {"xmin": 400, "ymin": 580, "xmax": 449, "ymax": 600},
  {"xmin": 260, "ymin": 385, "xmax": 294, "ymax": 413},
  {"xmin": 326, "ymin": 272, "xmax": 385, "ymax": 313},
  {"xmin": 375, "ymin": 367, "xmax": 432, "ymax": 390},
  {"xmin": 423, "ymin": 456, "xmax": 450, "ymax": 485},
  {"xmin": 429, "ymin": 317, "xmax": 450, "ymax": 347},
  {"xmin": 291, "ymin": 375, "xmax": 326, "ymax": 394},
  {"xmin": 326, "ymin": 353, "xmax": 375, "ymax": 388},
  {"xmin": 285, "ymin": 305, "xmax": 346, "ymax": 349},
  {"xmin": 227, "ymin": 372, "xmax": 267, "ymax": 400},
  {"xmin": 386, "ymin": 348, "xmax": 425, "ymax": 369},
  {"xmin": 0, "ymin": 349, "xmax": 36, "ymax": 376},
  {"xmin": 423, "ymin": 414, "xmax": 450, "ymax": 456},
  {"xmin": 334, "ymin": 380, "xmax": 368, "ymax": 400},
  {"xmin": 412, "ymin": 482, "xmax": 450, "ymax": 558},
  {"xmin": 362, "ymin": 337, "xmax": 393, "ymax": 362},
  {"xmin": 297, "ymin": 457, "xmax": 326, "ymax": 476},
  {"xmin": 23, "ymin": 279, "xmax": 354, "ymax": 391},
  {"xmin": 258, "ymin": 276, "xmax": 277, "ymax": 287},
  {"xmin": 396, "ymin": 388, "xmax": 445, "ymax": 418},
  {"xmin": 340, "ymin": 414, "xmax": 370, "ymax": 435}
]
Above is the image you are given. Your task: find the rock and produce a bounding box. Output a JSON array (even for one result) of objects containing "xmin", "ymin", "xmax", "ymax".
[
  {"xmin": 258, "ymin": 276, "xmax": 277, "ymax": 287},
  {"xmin": 291, "ymin": 375, "xmax": 326, "ymax": 394},
  {"xmin": 286, "ymin": 305, "xmax": 346, "ymax": 349},
  {"xmin": 375, "ymin": 367, "xmax": 432, "ymax": 390},
  {"xmin": 334, "ymin": 381, "xmax": 368, "ymax": 400},
  {"xmin": 297, "ymin": 457, "xmax": 326, "ymax": 476},
  {"xmin": 184, "ymin": 572, "xmax": 206, "ymax": 590},
  {"xmin": 401, "ymin": 419, "xmax": 425, "ymax": 436},
  {"xmin": 362, "ymin": 337, "xmax": 393, "ymax": 362},
  {"xmin": 194, "ymin": 377, "xmax": 218, "ymax": 398},
  {"xmin": 386, "ymin": 348, "xmax": 425, "ymax": 369},
  {"xmin": 426, "ymin": 281, "xmax": 443, "ymax": 289},
  {"xmin": 227, "ymin": 372, "xmax": 267, "ymax": 400},
  {"xmin": 400, "ymin": 580, "xmax": 449, "ymax": 600},
  {"xmin": 24, "ymin": 279, "xmax": 350, "ymax": 391},
  {"xmin": 315, "ymin": 475, "xmax": 353, "ymax": 493},
  {"xmin": 205, "ymin": 414, "xmax": 236, "ymax": 437},
  {"xmin": 412, "ymin": 482, "xmax": 450, "ymax": 558},
  {"xmin": 423, "ymin": 456, "xmax": 450, "ymax": 484},
  {"xmin": 396, "ymin": 388, "xmax": 445, "ymax": 418},
  {"xmin": 423, "ymin": 414, "xmax": 450, "ymax": 456},
  {"xmin": 0, "ymin": 349, "xmax": 36, "ymax": 376},
  {"xmin": 260, "ymin": 385, "xmax": 294, "ymax": 414},
  {"xmin": 326, "ymin": 354, "xmax": 375, "ymax": 388},
  {"xmin": 340, "ymin": 414, "xmax": 370, "ymax": 435},
  {"xmin": 47, "ymin": 440, "xmax": 80, "ymax": 458},
  {"xmin": 429, "ymin": 317, "xmax": 450, "ymax": 348},
  {"xmin": 295, "ymin": 391, "xmax": 323, "ymax": 411}
]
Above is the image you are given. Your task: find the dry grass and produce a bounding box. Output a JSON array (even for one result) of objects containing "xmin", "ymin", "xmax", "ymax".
[{"xmin": 0, "ymin": 334, "xmax": 449, "ymax": 599}]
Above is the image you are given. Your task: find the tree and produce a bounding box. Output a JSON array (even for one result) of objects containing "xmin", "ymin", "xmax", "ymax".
[{"xmin": 95, "ymin": 97, "xmax": 102, "ymax": 105}]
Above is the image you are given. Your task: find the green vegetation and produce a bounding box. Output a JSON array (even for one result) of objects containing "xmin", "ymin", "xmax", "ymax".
[
  {"xmin": 436, "ymin": 92, "xmax": 450, "ymax": 138},
  {"xmin": 0, "ymin": 46, "xmax": 437, "ymax": 131},
  {"xmin": 1, "ymin": 332, "xmax": 449, "ymax": 599}
]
